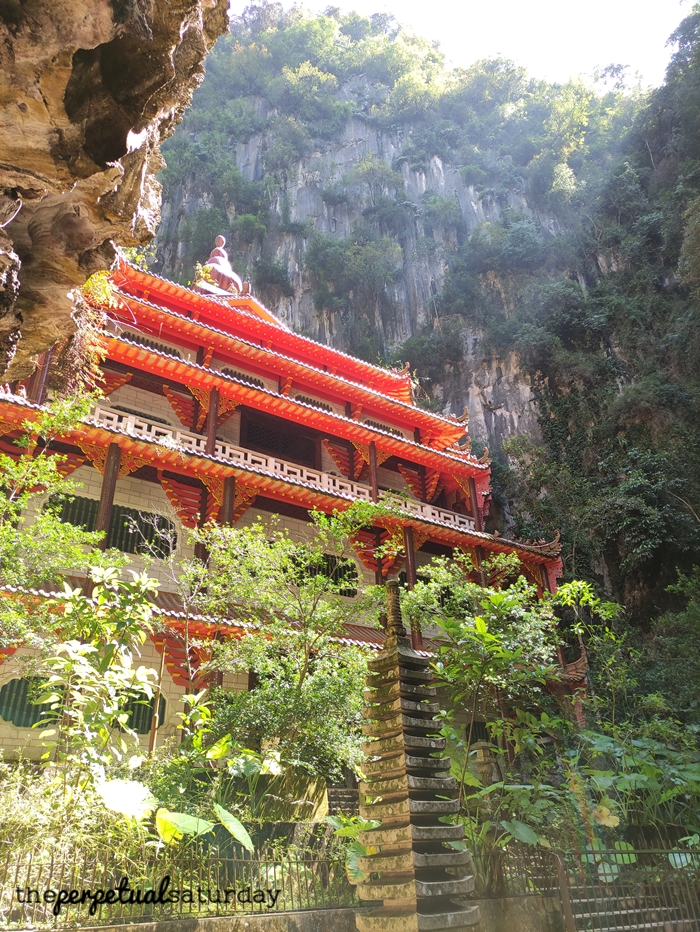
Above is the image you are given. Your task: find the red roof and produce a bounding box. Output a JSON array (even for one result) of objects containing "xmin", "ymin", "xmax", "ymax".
[{"xmin": 113, "ymin": 259, "xmax": 416, "ymax": 405}]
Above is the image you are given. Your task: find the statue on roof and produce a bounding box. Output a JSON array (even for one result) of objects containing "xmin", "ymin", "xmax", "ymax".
[{"xmin": 193, "ymin": 236, "xmax": 245, "ymax": 295}]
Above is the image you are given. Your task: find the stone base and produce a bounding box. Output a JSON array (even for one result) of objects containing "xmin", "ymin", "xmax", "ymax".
[{"xmin": 356, "ymin": 905, "xmax": 480, "ymax": 932}]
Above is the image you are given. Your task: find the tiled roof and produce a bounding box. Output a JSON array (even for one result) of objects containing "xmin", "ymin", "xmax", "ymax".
[
  {"xmin": 110, "ymin": 288, "xmax": 469, "ymax": 444},
  {"xmin": 0, "ymin": 578, "xmax": 436, "ymax": 655},
  {"xmin": 115, "ymin": 259, "xmax": 415, "ymax": 401}
]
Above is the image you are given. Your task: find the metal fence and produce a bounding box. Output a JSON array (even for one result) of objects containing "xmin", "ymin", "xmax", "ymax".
[
  {"xmin": 0, "ymin": 847, "xmax": 356, "ymax": 929},
  {"xmin": 562, "ymin": 847, "xmax": 700, "ymax": 932},
  {"xmin": 471, "ymin": 844, "xmax": 700, "ymax": 931},
  {"xmin": 2, "ymin": 843, "xmax": 699, "ymax": 932},
  {"xmin": 470, "ymin": 843, "xmax": 562, "ymax": 899}
]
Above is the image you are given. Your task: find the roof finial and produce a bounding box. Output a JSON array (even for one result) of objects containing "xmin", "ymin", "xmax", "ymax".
[{"xmin": 195, "ymin": 235, "xmax": 243, "ymax": 295}]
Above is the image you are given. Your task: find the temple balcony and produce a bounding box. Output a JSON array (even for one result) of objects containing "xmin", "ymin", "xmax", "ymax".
[{"xmin": 89, "ymin": 405, "xmax": 477, "ymax": 536}]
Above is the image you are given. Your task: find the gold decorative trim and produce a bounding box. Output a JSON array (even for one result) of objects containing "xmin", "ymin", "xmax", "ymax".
[
  {"xmin": 76, "ymin": 440, "xmax": 109, "ymax": 475},
  {"xmin": 351, "ymin": 441, "xmax": 390, "ymax": 467}
]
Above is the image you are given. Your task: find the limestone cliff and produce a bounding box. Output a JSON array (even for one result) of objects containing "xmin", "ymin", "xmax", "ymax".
[
  {"xmin": 156, "ymin": 109, "xmax": 553, "ymax": 446},
  {"xmin": 0, "ymin": 0, "xmax": 228, "ymax": 378}
]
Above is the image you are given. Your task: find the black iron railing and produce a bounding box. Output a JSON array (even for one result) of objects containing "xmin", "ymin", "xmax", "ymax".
[
  {"xmin": 562, "ymin": 846, "xmax": 700, "ymax": 932},
  {"xmin": 2, "ymin": 843, "xmax": 699, "ymax": 931},
  {"xmin": 0, "ymin": 847, "xmax": 355, "ymax": 929}
]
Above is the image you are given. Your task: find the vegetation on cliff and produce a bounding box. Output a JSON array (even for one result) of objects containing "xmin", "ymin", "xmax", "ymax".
[{"xmin": 153, "ymin": 4, "xmax": 700, "ymax": 730}]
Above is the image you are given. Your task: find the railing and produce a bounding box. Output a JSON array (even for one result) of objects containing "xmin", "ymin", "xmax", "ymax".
[
  {"xmin": 0, "ymin": 847, "xmax": 355, "ymax": 929},
  {"xmin": 3, "ymin": 843, "xmax": 699, "ymax": 931},
  {"xmin": 470, "ymin": 844, "xmax": 561, "ymax": 899},
  {"xmin": 88, "ymin": 406, "xmax": 476, "ymax": 534},
  {"xmin": 562, "ymin": 846, "xmax": 700, "ymax": 932},
  {"xmin": 471, "ymin": 844, "xmax": 700, "ymax": 931}
]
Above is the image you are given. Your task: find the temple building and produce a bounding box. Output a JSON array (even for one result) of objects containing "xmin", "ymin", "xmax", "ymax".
[{"xmin": 0, "ymin": 238, "xmax": 565, "ymax": 757}]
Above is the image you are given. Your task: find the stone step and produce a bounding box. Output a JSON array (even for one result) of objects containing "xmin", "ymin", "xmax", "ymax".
[
  {"xmin": 356, "ymin": 904, "xmax": 480, "ymax": 932},
  {"xmin": 359, "ymin": 822, "xmax": 465, "ymax": 847},
  {"xmin": 357, "ymin": 874, "xmax": 475, "ymax": 901},
  {"xmin": 360, "ymin": 774, "xmax": 457, "ymax": 795},
  {"xmin": 362, "ymin": 752, "xmax": 451, "ymax": 778},
  {"xmin": 326, "ymin": 787, "xmax": 358, "ymax": 814},
  {"xmin": 364, "ymin": 682, "xmax": 437, "ymax": 703},
  {"xmin": 362, "ymin": 713, "xmax": 443, "ymax": 737},
  {"xmin": 358, "ymin": 849, "xmax": 472, "ymax": 872},
  {"xmin": 362, "ymin": 733, "xmax": 447, "ymax": 755},
  {"xmin": 363, "ymin": 697, "xmax": 441, "ymax": 719},
  {"xmin": 366, "ymin": 663, "xmax": 434, "ymax": 683},
  {"xmin": 361, "ymin": 797, "xmax": 460, "ymax": 820}
]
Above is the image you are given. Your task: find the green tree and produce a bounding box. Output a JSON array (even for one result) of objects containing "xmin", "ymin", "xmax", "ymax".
[{"xmin": 0, "ymin": 396, "xmax": 116, "ymax": 648}]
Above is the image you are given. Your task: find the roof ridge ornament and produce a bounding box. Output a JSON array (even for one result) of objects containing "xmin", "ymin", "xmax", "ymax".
[{"xmin": 194, "ymin": 235, "xmax": 243, "ymax": 295}]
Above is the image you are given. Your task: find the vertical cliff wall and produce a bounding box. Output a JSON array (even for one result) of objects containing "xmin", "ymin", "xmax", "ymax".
[{"xmin": 156, "ymin": 100, "xmax": 555, "ymax": 447}]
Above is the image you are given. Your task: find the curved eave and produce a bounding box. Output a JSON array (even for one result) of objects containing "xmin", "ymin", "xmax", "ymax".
[
  {"xmin": 0, "ymin": 584, "xmax": 416, "ymax": 654},
  {"xmin": 110, "ymin": 289, "xmax": 469, "ymax": 448},
  {"xmin": 0, "ymin": 398, "xmax": 562, "ymax": 567},
  {"xmin": 113, "ymin": 260, "xmax": 414, "ymax": 404},
  {"xmin": 104, "ymin": 334, "xmax": 487, "ymax": 481}
]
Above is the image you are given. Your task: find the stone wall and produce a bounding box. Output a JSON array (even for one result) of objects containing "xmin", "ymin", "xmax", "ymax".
[{"xmin": 53, "ymin": 899, "xmax": 565, "ymax": 932}]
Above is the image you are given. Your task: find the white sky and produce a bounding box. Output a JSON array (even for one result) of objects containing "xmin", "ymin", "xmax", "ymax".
[{"xmin": 231, "ymin": 0, "xmax": 692, "ymax": 87}]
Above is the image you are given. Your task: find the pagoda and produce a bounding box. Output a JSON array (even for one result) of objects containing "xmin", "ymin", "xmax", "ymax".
[
  {"xmin": 356, "ymin": 580, "xmax": 480, "ymax": 932},
  {"xmin": 0, "ymin": 237, "xmax": 564, "ymax": 752}
]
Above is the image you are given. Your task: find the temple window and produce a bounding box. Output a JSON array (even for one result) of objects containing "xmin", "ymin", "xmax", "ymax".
[
  {"xmin": 51, "ymin": 495, "xmax": 176, "ymax": 557},
  {"xmin": 220, "ymin": 367, "xmax": 266, "ymax": 390},
  {"xmin": 0, "ymin": 677, "xmax": 165, "ymax": 735},
  {"xmin": 111, "ymin": 404, "xmax": 172, "ymax": 426},
  {"xmin": 300, "ymin": 553, "xmax": 358, "ymax": 597},
  {"xmin": 294, "ymin": 393, "xmax": 333, "ymax": 413},
  {"xmin": 123, "ymin": 693, "xmax": 167, "ymax": 735},
  {"xmin": 0, "ymin": 677, "xmax": 53, "ymax": 728},
  {"xmin": 241, "ymin": 409, "xmax": 320, "ymax": 468},
  {"xmin": 121, "ymin": 330, "xmax": 182, "ymax": 359},
  {"xmin": 363, "ymin": 418, "xmax": 405, "ymax": 438}
]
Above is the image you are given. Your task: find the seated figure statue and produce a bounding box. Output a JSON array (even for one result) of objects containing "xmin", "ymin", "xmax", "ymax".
[{"xmin": 194, "ymin": 236, "xmax": 243, "ymax": 295}]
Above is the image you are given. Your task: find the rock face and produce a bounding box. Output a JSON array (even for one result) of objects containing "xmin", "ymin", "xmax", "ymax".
[
  {"xmin": 0, "ymin": 0, "xmax": 228, "ymax": 378},
  {"xmin": 157, "ymin": 107, "xmax": 550, "ymax": 448}
]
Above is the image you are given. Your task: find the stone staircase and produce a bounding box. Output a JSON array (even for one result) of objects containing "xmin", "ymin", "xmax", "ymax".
[{"xmin": 327, "ymin": 787, "xmax": 359, "ymax": 814}]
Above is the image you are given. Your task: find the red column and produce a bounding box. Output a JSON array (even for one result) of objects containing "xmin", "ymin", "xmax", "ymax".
[
  {"xmin": 374, "ymin": 527, "xmax": 383, "ymax": 585},
  {"xmin": 221, "ymin": 474, "xmax": 235, "ymax": 526},
  {"xmin": 194, "ymin": 486, "xmax": 208, "ymax": 563},
  {"xmin": 206, "ymin": 386, "xmax": 219, "ymax": 455},
  {"xmin": 369, "ymin": 441, "xmax": 379, "ymax": 502},
  {"xmin": 468, "ymin": 476, "xmax": 482, "ymax": 532}
]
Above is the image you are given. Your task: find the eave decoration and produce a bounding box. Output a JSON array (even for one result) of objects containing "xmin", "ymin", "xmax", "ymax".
[{"xmin": 398, "ymin": 464, "xmax": 443, "ymax": 504}]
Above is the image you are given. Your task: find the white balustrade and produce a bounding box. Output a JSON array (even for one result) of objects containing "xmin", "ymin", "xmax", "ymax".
[
  {"xmin": 89, "ymin": 406, "xmax": 474, "ymax": 532},
  {"xmin": 380, "ymin": 493, "xmax": 475, "ymax": 533}
]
